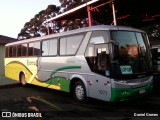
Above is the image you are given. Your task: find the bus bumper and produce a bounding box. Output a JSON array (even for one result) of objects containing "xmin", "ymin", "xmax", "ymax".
[{"xmin": 109, "ymin": 83, "xmax": 153, "ymax": 102}]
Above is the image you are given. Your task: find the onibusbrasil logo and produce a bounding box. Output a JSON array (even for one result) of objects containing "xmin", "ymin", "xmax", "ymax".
[{"xmin": 1, "ymin": 112, "xmax": 42, "ymax": 118}]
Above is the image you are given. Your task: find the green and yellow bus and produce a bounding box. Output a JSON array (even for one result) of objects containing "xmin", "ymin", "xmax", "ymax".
[{"xmin": 5, "ymin": 25, "xmax": 153, "ymax": 102}]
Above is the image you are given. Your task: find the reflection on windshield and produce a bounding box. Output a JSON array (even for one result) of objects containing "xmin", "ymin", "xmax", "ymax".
[
  {"xmin": 119, "ymin": 44, "xmax": 138, "ymax": 57},
  {"xmin": 111, "ymin": 31, "xmax": 152, "ymax": 79}
]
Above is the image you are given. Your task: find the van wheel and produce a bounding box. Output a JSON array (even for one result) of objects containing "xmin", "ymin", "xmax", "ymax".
[
  {"xmin": 73, "ymin": 81, "xmax": 86, "ymax": 102},
  {"xmin": 20, "ymin": 73, "xmax": 26, "ymax": 86}
]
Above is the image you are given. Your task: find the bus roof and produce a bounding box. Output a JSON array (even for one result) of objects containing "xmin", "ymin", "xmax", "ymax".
[{"xmin": 6, "ymin": 25, "xmax": 145, "ymax": 46}]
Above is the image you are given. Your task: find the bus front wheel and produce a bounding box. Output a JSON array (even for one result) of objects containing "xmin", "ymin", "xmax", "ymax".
[
  {"xmin": 73, "ymin": 81, "xmax": 86, "ymax": 102},
  {"xmin": 19, "ymin": 72, "xmax": 26, "ymax": 86}
]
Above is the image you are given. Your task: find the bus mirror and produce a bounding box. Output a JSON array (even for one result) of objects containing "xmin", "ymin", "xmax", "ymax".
[{"xmin": 112, "ymin": 44, "xmax": 119, "ymax": 60}]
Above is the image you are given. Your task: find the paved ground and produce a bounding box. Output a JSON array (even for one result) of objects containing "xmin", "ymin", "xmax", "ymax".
[
  {"xmin": 0, "ymin": 75, "xmax": 160, "ymax": 120},
  {"xmin": 0, "ymin": 75, "xmax": 17, "ymax": 86},
  {"xmin": 0, "ymin": 84, "xmax": 160, "ymax": 120}
]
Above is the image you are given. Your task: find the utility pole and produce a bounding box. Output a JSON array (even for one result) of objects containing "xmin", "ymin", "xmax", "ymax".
[{"xmin": 112, "ymin": 1, "xmax": 117, "ymax": 25}]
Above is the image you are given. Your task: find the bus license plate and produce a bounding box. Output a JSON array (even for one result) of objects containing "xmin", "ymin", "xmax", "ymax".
[{"xmin": 139, "ymin": 89, "xmax": 146, "ymax": 94}]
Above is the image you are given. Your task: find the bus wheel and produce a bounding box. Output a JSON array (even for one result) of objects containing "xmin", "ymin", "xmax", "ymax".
[
  {"xmin": 73, "ymin": 81, "xmax": 86, "ymax": 102},
  {"xmin": 19, "ymin": 73, "xmax": 26, "ymax": 86}
]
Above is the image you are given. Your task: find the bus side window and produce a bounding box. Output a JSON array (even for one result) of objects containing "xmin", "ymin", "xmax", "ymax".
[
  {"xmin": 9, "ymin": 47, "xmax": 12, "ymax": 57},
  {"xmin": 33, "ymin": 42, "xmax": 41, "ymax": 56},
  {"xmin": 12, "ymin": 46, "xmax": 16, "ymax": 57},
  {"xmin": 49, "ymin": 39, "xmax": 57, "ymax": 56},
  {"xmin": 8, "ymin": 46, "xmax": 16, "ymax": 57},
  {"xmin": 42, "ymin": 38, "xmax": 57, "ymax": 56},
  {"xmin": 28, "ymin": 42, "xmax": 40, "ymax": 56},
  {"xmin": 60, "ymin": 37, "xmax": 66, "ymax": 55},
  {"xmin": 5, "ymin": 47, "xmax": 9, "ymax": 57},
  {"xmin": 60, "ymin": 34, "xmax": 84, "ymax": 55},
  {"xmin": 17, "ymin": 44, "xmax": 27, "ymax": 57},
  {"xmin": 21, "ymin": 44, "xmax": 27, "ymax": 56},
  {"xmin": 28, "ymin": 43, "xmax": 34, "ymax": 56},
  {"xmin": 42, "ymin": 40, "xmax": 49, "ymax": 56},
  {"xmin": 17, "ymin": 45, "xmax": 22, "ymax": 57}
]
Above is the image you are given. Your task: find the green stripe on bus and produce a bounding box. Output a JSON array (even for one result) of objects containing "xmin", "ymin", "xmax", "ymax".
[
  {"xmin": 46, "ymin": 77, "xmax": 70, "ymax": 92},
  {"xmin": 50, "ymin": 66, "xmax": 81, "ymax": 77},
  {"xmin": 109, "ymin": 83, "xmax": 153, "ymax": 102}
]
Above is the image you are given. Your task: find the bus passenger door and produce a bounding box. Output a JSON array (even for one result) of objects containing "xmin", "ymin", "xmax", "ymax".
[{"xmin": 86, "ymin": 44, "xmax": 111, "ymax": 101}]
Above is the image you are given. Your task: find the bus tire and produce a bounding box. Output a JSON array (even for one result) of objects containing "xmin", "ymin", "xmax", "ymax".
[
  {"xmin": 19, "ymin": 72, "xmax": 27, "ymax": 86},
  {"xmin": 73, "ymin": 81, "xmax": 86, "ymax": 102}
]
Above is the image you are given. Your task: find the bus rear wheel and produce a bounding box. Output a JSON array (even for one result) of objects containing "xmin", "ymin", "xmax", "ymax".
[
  {"xmin": 19, "ymin": 72, "xmax": 26, "ymax": 86},
  {"xmin": 73, "ymin": 81, "xmax": 86, "ymax": 102}
]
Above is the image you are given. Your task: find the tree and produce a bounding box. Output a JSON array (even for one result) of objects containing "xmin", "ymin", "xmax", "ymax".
[
  {"xmin": 141, "ymin": 23, "xmax": 160, "ymax": 42},
  {"xmin": 17, "ymin": 5, "xmax": 60, "ymax": 40},
  {"xmin": 18, "ymin": 0, "xmax": 160, "ymax": 43},
  {"xmin": 18, "ymin": 0, "xmax": 91, "ymax": 40}
]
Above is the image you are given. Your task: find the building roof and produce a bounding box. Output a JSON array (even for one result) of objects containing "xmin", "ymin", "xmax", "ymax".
[{"xmin": 0, "ymin": 35, "xmax": 17, "ymax": 44}]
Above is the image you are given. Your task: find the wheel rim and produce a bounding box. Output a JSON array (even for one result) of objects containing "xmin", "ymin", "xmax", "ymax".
[{"xmin": 75, "ymin": 85, "xmax": 85, "ymax": 100}]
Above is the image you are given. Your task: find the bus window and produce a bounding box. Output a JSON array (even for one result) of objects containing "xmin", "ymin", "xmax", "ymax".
[
  {"xmin": 9, "ymin": 46, "xmax": 16, "ymax": 57},
  {"xmin": 17, "ymin": 44, "xmax": 27, "ymax": 57},
  {"xmin": 28, "ymin": 42, "xmax": 40, "ymax": 56},
  {"xmin": 60, "ymin": 37, "xmax": 66, "ymax": 55},
  {"xmin": 33, "ymin": 42, "xmax": 41, "ymax": 56},
  {"xmin": 28, "ymin": 43, "xmax": 34, "ymax": 56},
  {"xmin": 49, "ymin": 39, "xmax": 57, "ymax": 56},
  {"xmin": 9, "ymin": 47, "xmax": 12, "ymax": 57},
  {"xmin": 60, "ymin": 34, "xmax": 84, "ymax": 55},
  {"xmin": 42, "ymin": 40, "xmax": 49, "ymax": 56},
  {"xmin": 12, "ymin": 46, "xmax": 16, "ymax": 57},
  {"xmin": 85, "ymin": 44, "xmax": 110, "ymax": 76},
  {"xmin": 85, "ymin": 31, "xmax": 110, "ymax": 76},
  {"xmin": 17, "ymin": 45, "xmax": 21, "ymax": 57},
  {"xmin": 42, "ymin": 38, "xmax": 57, "ymax": 56},
  {"xmin": 5, "ymin": 47, "xmax": 9, "ymax": 57},
  {"xmin": 89, "ymin": 31, "xmax": 109, "ymax": 44},
  {"xmin": 21, "ymin": 44, "xmax": 27, "ymax": 56}
]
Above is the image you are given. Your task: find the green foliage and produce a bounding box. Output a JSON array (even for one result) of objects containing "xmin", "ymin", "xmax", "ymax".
[
  {"xmin": 17, "ymin": 5, "xmax": 60, "ymax": 40},
  {"xmin": 17, "ymin": 0, "xmax": 90, "ymax": 40},
  {"xmin": 141, "ymin": 24, "xmax": 160, "ymax": 41}
]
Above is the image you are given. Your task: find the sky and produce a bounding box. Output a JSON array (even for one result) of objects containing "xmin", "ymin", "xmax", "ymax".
[{"xmin": 0, "ymin": 0, "xmax": 60, "ymax": 38}]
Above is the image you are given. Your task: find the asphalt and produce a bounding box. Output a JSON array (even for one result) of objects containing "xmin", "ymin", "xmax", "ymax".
[{"xmin": 0, "ymin": 75, "xmax": 18, "ymax": 86}]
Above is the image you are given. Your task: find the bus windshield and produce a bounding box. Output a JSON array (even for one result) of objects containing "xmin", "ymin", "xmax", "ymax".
[{"xmin": 110, "ymin": 31, "xmax": 152, "ymax": 79}]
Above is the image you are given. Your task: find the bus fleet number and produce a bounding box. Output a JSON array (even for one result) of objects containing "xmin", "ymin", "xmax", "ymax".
[{"xmin": 99, "ymin": 90, "xmax": 107, "ymax": 95}]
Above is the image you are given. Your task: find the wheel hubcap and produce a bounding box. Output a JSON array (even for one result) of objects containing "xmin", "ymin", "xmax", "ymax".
[{"xmin": 75, "ymin": 85, "xmax": 84, "ymax": 100}]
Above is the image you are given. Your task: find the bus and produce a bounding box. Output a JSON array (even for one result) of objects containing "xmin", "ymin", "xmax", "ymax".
[{"xmin": 5, "ymin": 25, "xmax": 153, "ymax": 102}]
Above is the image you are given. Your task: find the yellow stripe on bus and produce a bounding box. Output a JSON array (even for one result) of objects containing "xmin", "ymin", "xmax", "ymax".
[{"xmin": 48, "ymin": 84, "xmax": 60, "ymax": 90}]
